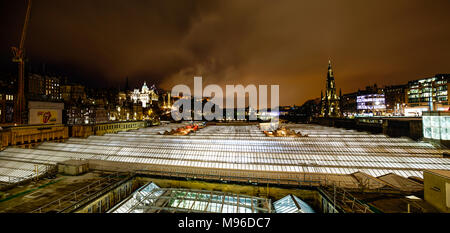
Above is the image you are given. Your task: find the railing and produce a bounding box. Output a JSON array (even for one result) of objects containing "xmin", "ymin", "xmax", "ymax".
[
  {"xmin": 132, "ymin": 168, "xmax": 361, "ymax": 189},
  {"xmin": 0, "ymin": 165, "xmax": 57, "ymax": 191},
  {"xmin": 60, "ymin": 172, "xmax": 136, "ymax": 213},
  {"xmin": 319, "ymin": 185, "xmax": 374, "ymax": 213},
  {"xmin": 90, "ymin": 159, "xmax": 416, "ymax": 193},
  {"xmin": 31, "ymin": 172, "xmax": 123, "ymax": 213}
]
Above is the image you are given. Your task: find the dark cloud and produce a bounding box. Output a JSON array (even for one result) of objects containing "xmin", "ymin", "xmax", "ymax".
[{"xmin": 1, "ymin": 0, "xmax": 449, "ymax": 105}]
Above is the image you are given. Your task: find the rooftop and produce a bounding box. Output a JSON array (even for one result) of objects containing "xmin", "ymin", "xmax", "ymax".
[
  {"xmin": 0, "ymin": 123, "xmax": 449, "ymax": 190},
  {"xmin": 424, "ymin": 169, "xmax": 450, "ymax": 178}
]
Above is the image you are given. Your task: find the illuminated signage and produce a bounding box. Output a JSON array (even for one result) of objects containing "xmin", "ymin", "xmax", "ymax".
[{"xmin": 37, "ymin": 110, "xmax": 58, "ymax": 124}]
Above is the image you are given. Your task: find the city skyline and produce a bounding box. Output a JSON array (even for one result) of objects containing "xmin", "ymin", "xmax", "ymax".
[
  {"xmin": 1, "ymin": 0, "xmax": 450, "ymax": 219},
  {"xmin": 1, "ymin": 0, "xmax": 449, "ymax": 106}
]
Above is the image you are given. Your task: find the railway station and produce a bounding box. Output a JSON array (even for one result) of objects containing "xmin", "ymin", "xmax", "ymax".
[{"xmin": 1, "ymin": 123, "xmax": 448, "ymax": 213}]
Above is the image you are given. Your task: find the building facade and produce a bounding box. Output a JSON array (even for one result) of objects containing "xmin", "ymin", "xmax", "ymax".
[
  {"xmin": 27, "ymin": 73, "xmax": 61, "ymax": 101},
  {"xmin": 384, "ymin": 84, "xmax": 407, "ymax": 116},
  {"xmin": 0, "ymin": 93, "xmax": 15, "ymax": 124},
  {"xmin": 0, "ymin": 74, "xmax": 17, "ymax": 125},
  {"xmin": 131, "ymin": 82, "xmax": 159, "ymax": 108},
  {"xmin": 341, "ymin": 92, "xmax": 358, "ymax": 117},
  {"xmin": 61, "ymin": 83, "xmax": 87, "ymax": 103},
  {"xmin": 340, "ymin": 84, "xmax": 387, "ymax": 117},
  {"xmin": 356, "ymin": 94, "xmax": 386, "ymax": 116}
]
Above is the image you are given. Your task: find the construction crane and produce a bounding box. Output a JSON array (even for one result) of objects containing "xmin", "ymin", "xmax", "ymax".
[{"xmin": 12, "ymin": 0, "xmax": 32, "ymax": 125}]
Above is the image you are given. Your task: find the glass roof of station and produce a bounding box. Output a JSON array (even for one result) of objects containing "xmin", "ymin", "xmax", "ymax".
[
  {"xmin": 273, "ymin": 194, "xmax": 315, "ymax": 213},
  {"xmin": 1, "ymin": 123, "xmax": 450, "ymax": 184}
]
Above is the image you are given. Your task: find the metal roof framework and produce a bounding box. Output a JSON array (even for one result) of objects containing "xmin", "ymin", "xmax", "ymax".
[{"xmin": 108, "ymin": 182, "xmax": 272, "ymax": 213}]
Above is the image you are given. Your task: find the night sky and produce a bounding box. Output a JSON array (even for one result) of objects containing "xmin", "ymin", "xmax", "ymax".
[{"xmin": 1, "ymin": 0, "xmax": 449, "ymax": 106}]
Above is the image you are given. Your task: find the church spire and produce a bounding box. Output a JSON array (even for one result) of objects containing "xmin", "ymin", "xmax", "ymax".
[
  {"xmin": 321, "ymin": 60, "xmax": 341, "ymax": 118},
  {"xmin": 327, "ymin": 60, "xmax": 334, "ymax": 80}
]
